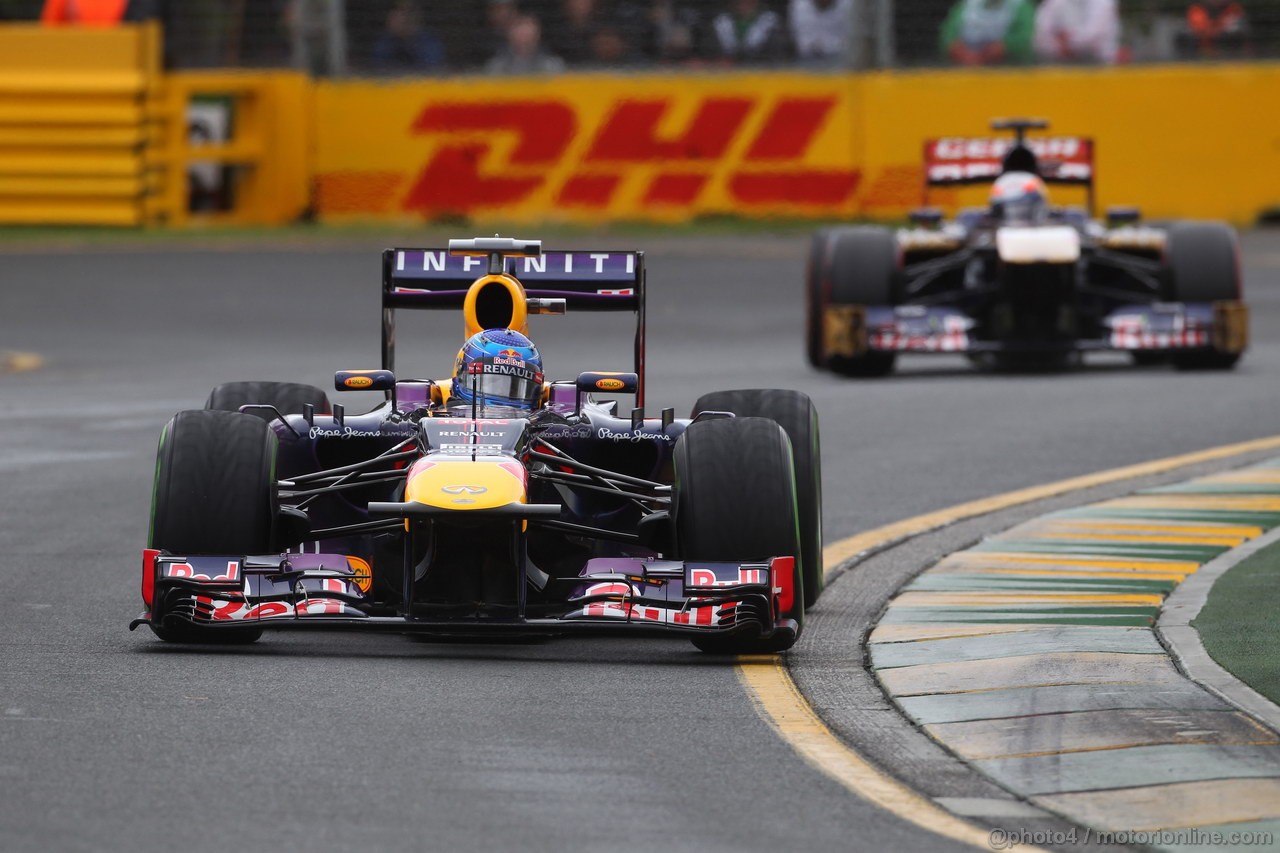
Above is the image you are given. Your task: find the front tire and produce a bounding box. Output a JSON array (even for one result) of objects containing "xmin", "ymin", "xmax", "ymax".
[
  {"xmin": 827, "ymin": 227, "xmax": 899, "ymax": 377},
  {"xmin": 805, "ymin": 228, "xmax": 835, "ymax": 368},
  {"xmin": 1164, "ymin": 222, "xmax": 1244, "ymax": 371},
  {"xmin": 148, "ymin": 409, "xmax": 278, "ymax": 643},
  {"xmin": 691, "ymin": 390, "xmax": 823, "ymax": 610},
  {"xmin": 206, "ymin": 381, "xmax": 332, "ymax": 418},
  {"xmin": 674, "ymin": 417, "xmax": 802, "ymax": 654}
]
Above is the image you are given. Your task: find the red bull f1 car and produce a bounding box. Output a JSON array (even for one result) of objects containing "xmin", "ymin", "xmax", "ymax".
[
  {"xmin": 806, "ymin": 118, "xmax": 1249, "ymax": 376},
  {"xmin": 131, "ymin": 238, "xmax": 823, "ymax": 653}
]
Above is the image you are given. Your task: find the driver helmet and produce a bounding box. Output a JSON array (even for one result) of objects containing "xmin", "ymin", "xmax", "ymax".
[
  {"xmin": 449, "ymin": 328, "xmax": 543, "ymax": 417},
  {"xmin": 989, "ymin": 171, "xmax": 1048, "ymax": 223}
]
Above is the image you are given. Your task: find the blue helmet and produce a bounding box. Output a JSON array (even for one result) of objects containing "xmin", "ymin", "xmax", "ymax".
[{"xmin": 450, "ymin": 328, "xmax": 544, "ymax": 417}]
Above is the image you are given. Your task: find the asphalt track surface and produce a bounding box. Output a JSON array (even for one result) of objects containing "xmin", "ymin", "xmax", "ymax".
[{"xmin": 3, "ymin": 230, "xmax": 1280, "ymax": 852}]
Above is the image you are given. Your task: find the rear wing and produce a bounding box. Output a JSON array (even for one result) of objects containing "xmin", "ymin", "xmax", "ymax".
[
  {"xmin": 380, "ymin": 247, "xmax": 647, "ymax": 405},
  {"xmin": 923, "ymin": 135, "xmax": 1095, "ymax": 212}
]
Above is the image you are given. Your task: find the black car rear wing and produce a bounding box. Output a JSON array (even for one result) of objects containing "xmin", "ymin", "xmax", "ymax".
[
  {"xmin": 380, "ymin": 246, "xmax": 647, "ymax": 405},
  {"xmin": 922, "ymin": 119, "xmax": 1095, "ymax": 214}
]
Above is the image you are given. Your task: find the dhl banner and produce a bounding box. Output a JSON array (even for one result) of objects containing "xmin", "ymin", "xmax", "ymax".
[
  {"xmin": 313, "ymin": 65, "xmax": 1280, "ymax": 225},
  {"xmin": 313, "ymin": 73, "xmax": 859, "ymax": 223}
]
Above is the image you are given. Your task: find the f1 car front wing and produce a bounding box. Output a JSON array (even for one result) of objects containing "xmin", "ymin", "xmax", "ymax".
[{"xmin": 130, "ymin": 552, "xmax": 799, "ymax": 644}]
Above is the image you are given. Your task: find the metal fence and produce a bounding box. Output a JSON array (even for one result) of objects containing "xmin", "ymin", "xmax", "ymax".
[{"xmin": 2, "ymin": 0, "xmax": 1278, "ymax": 70}]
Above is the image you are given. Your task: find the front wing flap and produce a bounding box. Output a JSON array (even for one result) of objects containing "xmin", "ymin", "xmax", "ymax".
[{"xmin": 821, "ymin": 303, "xmax": 1244, "ymax": 356}]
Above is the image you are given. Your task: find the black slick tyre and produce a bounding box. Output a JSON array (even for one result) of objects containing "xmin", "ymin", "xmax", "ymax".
[
  {"xmin": 1163, "ymin": 222, "xmax": 1244, "ymax": 370},
  {"xmin": 805, "ymin": 228, "xmax": 834, "ymax": 368},
  {"xmin": 673, "ymin": 417, "xmax": 802, "ymax": 654},
  {"xmin": 827, "ymin": 227, "xmax": 898, "ymax": 377},
  {"xmin": 148, "ymin": 409, "xmax": 278, "ymax": 643},
  {"xmin": 206, "ymin": 381, "xmax": 333, "ymax": 418},
  {"xmin": 691, "ymin": 390, "xmax": 823, "ymax": 610}
]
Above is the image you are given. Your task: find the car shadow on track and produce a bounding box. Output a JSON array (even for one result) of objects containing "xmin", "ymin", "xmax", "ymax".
[{"xmin": 130, "ymin": 634, "xmax": 737, "ymax": 667}]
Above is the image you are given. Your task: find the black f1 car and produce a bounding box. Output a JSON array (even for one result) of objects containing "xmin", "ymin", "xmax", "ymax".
[
  {"xmin": 132, "ymin": 238, "xmax": 823, "ymax": 653},
  {"xmin": 806, "ymin": 118, "xmax": 1248, "ymax": 376}
]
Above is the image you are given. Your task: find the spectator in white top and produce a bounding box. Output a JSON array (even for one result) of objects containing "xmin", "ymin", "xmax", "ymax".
[
  {"xmin": 789, "ymin": 0, "xmax": 854, "ymax": 65},
  {"xmin": 1034, "ymin": 0, "xmax": 1121, "ymax": 63},
  {"xmin": 708, "ymin": 0, "xmax": 789, "ymax": 64}
]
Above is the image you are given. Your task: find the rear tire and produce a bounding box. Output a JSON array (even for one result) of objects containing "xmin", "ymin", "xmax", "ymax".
[
  {"xmin": 1163, "ymin": 222, "xmax": 1244, "ymax": 371},
  {"xmin": 206, "ymin": 381, "xmax": 332, "ymax": 418},
  {"xmin": 827, "ymin": 228, "xmax": 898, "ymax": 377},
  {"xmin": 691, "ymin": 390, "xmax": 823, "ymax": 610},
  {"xmin": 674, "ymin": 417, "xmax": 802, "ymax": 654},
  {"xmin": 148, "ymin": 409, "xmax": 278, "ymax": 644}
]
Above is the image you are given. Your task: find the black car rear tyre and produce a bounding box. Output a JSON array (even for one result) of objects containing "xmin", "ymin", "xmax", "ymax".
[
  {"xmin": 692, "ymin": 390, "xmax": 823, "ymax": 610},
  {"xmin": 148, "ymin": 409, "xmax": 278, "ymax": 643},
  {"xmin": 827, "ymin": 227, "xmax": 898, "ymax": 377},
  {"xmin": 674, "ymin": 417, "xmax": 802, "ymax": 654},
  {"xmin": 206, "ymin": 381, "xmax": 333, "ymax": 418},
  {"xmin": 805, "ymin": 228, "xmax": 834, "ymax": 368},
  {"xmin": 1163, "ymin": 222, "xmax": 1243, "ymax": 370}
]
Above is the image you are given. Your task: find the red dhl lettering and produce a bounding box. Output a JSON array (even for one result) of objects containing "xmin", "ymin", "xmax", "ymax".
[{"xmin": 399, "ymin": 95, "xmax": 857, "ymax": 217}]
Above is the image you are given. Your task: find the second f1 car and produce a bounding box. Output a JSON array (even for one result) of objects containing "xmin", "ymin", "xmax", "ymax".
[{"xmin": 806, "ymin": 119, "xmax": 1248, "ymax": 376}]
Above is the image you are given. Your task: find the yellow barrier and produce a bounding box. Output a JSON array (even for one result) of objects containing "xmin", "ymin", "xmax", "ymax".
[
  {"xmin": 314, "ymin": 65, "xmax": 1280, "ymax": 226},
  {"xmin": 0, "ymin": 23, "xmax": 309, "ymax": 227},
  {"xmin": 0, "ymin": 23, "xmax": 161, "ymax": 226},
  {"xmin": 853, "ymin": 64, "xmax": 1280, "ymax": 223},
  {"xmin": 3, "ymin": 39, "xmax": 1277, "ymax": 228},
  {"xmin": 157, "ymin": 71, "xmax": 311, "ymax": 227}
]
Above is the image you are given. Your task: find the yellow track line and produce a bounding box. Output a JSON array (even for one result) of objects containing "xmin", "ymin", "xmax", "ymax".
[
  {"xmin": 736, "ymin": 656, "xmax": 1021, "ymax": 850},
  {"xmin": 735, "ymin": 433, "xmax": 1280, "ymax": 852},
  {"xmin": 823, "ymin": 434, "xmax": 1280, "ymax": 570}
]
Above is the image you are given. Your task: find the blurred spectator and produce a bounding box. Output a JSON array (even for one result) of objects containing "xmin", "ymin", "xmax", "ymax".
[
  {"xmin": 476, "ymin": 0, "xmax": 520, "ymax": 65},
  {"xmin": 41, "ymin": 0, "xmax": 155, "ymax": 24},
  {"xmin": 789, "ymin": 0, "xmax": 854, "ymax": 66},
  {"xmin": 585, "ymin": 23, "xmax": 635, "ymax": 64},
  {"xmin": 1034, "ymin": 0, "xmax": 1121, "ymax": 63},
  {"xmin": 283, "ymin": 0, "xmax": 347, "ymax": 75},
  {"xmin": 487, "ymin": 13, "xmax": 567, "ymax": 73},
  {"xmin": 708, "ymin": 0, "xmax": 789, "ymax": 63},
  {"xmin": 370, "ymin": 0, "xmax": 445, "ymax": 72},
  {"xmin": 1123, "ymin": 0, "xmax": 1181, "ymax": 61},
  {"xmin": 939, "ymin": 0, "xmax": 1035, "ymax": 65},
  {"xmin": 1183, "ymin": 0, "xmax": 1249, "ymax": 56},
  {"xmin": 546, "ymin": 0, "xmax": 634, "ymax": 65},
  {"xmin": 626, "ymin": 0, "xmax": 703, "ymax": 62}
]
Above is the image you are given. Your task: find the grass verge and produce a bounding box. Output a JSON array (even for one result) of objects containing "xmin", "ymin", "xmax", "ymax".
[{"xmin": 1196, "ymin": 540, "xmax": 1280, "ymax": 706}]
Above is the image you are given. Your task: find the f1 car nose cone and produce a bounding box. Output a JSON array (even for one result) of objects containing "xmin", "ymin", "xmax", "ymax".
[{"xmin": 405, "ymin": 457, "xmax": 526, "ymax": 510}]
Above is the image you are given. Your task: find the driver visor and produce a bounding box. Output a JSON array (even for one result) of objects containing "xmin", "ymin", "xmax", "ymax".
[{"xmin": 463, "ymin": 362, "xmax": 541, "ymax": 406}]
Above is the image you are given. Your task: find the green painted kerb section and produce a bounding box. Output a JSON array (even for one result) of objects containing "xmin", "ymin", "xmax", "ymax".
[{"xmin": 1196, "ymin": 538, "xmax": 1280, "ymax": 707}]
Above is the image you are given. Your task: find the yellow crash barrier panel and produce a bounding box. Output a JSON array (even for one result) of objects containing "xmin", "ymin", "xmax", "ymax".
[
  {"xmin": 313, "ymin": 65, "xmax": 1280, "ymax": 225},
  {"xmin": 158, "ymin": 71, "xmax": 311, "ymax": 226},
  {"xmin": 0, "ymin": 23, "xmax": 160, "ymax": 226}
]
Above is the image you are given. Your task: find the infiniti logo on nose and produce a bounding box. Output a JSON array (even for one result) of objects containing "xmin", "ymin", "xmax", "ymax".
[{"xmin": 441, "ymin": 485, "xmax": 488, "ymax": 495}]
